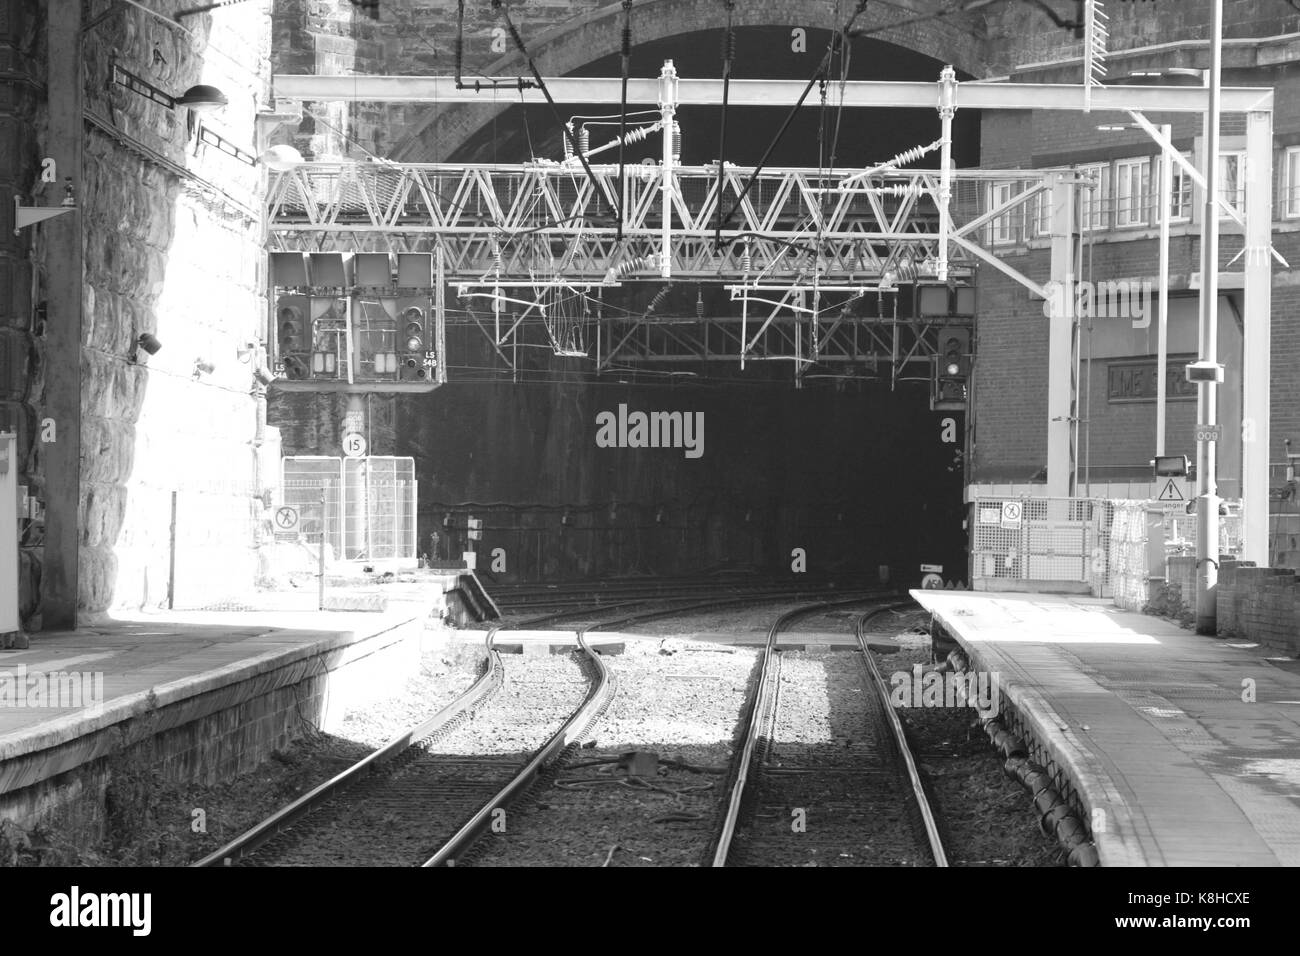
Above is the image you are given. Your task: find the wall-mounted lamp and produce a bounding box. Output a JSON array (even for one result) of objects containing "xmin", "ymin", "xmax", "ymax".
[
  {"xmin": 258, "ymin": 145, "xmax": 304, "ymax": 170},
  {"xmin": 111, "ymin": 62, "xmax": 227, "ymax": 113},
  {"xmin": 128, "ymin": 333, "xmax": 163, "ymax": 364},
  {"xmin": 236, "ymin": 343, "xmax": 256, "ymax": 363}
]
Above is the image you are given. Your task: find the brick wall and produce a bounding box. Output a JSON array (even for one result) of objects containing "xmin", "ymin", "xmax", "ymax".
[{"xmin": 1216, "ymin": 560, "xmax": 1300, "ymax": 653}]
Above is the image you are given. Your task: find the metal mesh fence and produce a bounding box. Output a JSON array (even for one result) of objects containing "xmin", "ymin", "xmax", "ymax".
[
  {"xmin": 280, "ymin": 456, "xmax": 416, "ymax": 564},
  {"xmin": 343, "ymin": 457, "xmax": 416, "ymax": 561},
  {"xmin": 971, "ymin": 497, "xmax": 1096, "ymax": 584}
]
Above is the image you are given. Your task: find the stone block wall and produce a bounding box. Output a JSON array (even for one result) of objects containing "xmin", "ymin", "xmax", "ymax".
[
  {"xmin": 0, "ymin": 2, "xmax": 278, "ymax": 625},
  {"xmin": 2, "ymin": 0, "xmax": 47, "ymax": 628}
]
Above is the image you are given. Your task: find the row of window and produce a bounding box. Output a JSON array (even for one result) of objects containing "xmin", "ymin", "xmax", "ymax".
[{"xmin": 986, "ymin": 148, "xmax": 1278, "ymax": 244}]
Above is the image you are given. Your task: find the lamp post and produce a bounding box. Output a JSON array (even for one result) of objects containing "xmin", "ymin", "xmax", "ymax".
[{"xmin": 1194, "ymin": 0, "xmax": 1224, "ymax": 635}]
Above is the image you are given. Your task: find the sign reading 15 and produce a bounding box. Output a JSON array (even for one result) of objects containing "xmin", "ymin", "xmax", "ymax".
[{"xmin": 343, "ymin": 432, "xmax": 366, "ymax": 458}]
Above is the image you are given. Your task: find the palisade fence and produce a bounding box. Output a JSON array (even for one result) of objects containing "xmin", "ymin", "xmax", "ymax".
[{"xmin": 970, "ymin": 495, "xmax": 1244, "ymax": 609}]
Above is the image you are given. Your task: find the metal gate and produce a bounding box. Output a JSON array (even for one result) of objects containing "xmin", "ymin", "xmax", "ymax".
[{"xmin": 972, "ymin": 497, "xmax": 1097, "ymax": 586}]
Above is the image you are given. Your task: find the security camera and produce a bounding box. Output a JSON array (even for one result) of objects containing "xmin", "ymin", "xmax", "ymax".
[{"xmin": 129, "ymin": 332, "xmax": 162, "ymax": 364}]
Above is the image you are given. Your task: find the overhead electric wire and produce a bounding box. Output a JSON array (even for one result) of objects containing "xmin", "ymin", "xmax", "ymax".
[
  {"xmin": 455, "ymin": 0, "xmax": 536, "ymax": 92},
  {"xmin": 717, "ymin": 0, "xmax": 874, "ymax": 244},
  {"xmin": 488, "ymin": 0, "xmax": 618, "ymax": 235}
]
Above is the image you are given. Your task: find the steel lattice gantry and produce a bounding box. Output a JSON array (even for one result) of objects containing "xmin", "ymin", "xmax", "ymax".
[{"xmin": 264, "ymin": 159, "xmax": 1030, "ymax": 385}]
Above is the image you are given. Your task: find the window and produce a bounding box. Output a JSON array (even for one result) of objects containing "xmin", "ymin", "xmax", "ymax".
[
  {"xmin": 1168, "ymin": 151, "xmax": 1193, "ymax": 222},
  {"xmin": 1078, "ymin": 163, "xmax": 1111, "ymax": 231},
  {"xmin": 1284, "ymin": 147, "xmax": 1300, "ymax": 218},
  {"xmin": 989, "ymin": 181, "xmax": 1018, "ymax": 244},
  {"xmin": 1114, "ymin": 157, "xmax": 1151, "ymax": 227},
  {"xmin": 1031, "ymin": 171, "xmax": 1062, "ymax": 238},
  {"xmin": 1218, "ymin": 151, "xmax": 1246, "ymax": 218}
]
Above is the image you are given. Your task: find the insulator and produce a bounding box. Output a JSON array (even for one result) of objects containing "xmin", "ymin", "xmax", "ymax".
[
  {"xmin": 722, "ymin": 29, "xmax": 736, "ymax": 63},
  {"xmin": 610, "ymin": 254, "xmax": 658, "ymax": 279},
  {"xmin": 696, "ymin": 288, "xmax": 704, "ymax": 318},
  {"xmin": 579, "ymin": 126, "xmax": 590, "ymax": 154},
  {"xmin": 563, "ymin": 122, "xmax": 574, "ymax": 161},
  {"xmin": 740, "ymin": 244, "xmax": 751, "ymax": 275},
  {"xmin": 624, "ymin": 124, "xmax": 655, "ymax": 145},
  {"xmin": 621, "ymin": 23, "xmax": 632, "ymax": 58},
  {"xmin": 492, "ymin": 240, "xmax": 503, "ymax": 272},
  {"xmin": 646, "ymin": 284, "xmax": 671, "ymax": 315},
  {"xmin": 891, "ymin": 143, "xmax": 928, "ymax": 166},
  {"xmin": 671, "ymin": 121, "xmax": 682, "ymax": 165},
  {"xmin": 873, "ymin": 183, "xmax": 924, "ymax": 198}
]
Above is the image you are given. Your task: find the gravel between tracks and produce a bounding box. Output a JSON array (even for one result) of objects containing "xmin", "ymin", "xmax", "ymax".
[
  {"xmin": 248, "ymin": 652, "xmax": 592, "ymax": 866},
  {"xmin": 469, "ymin": 637, "xmax": 760, "ymax": 867}
]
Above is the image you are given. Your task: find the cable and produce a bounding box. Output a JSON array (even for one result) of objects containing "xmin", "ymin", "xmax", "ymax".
[
  {"xmin": 492, "ymin": 1, "xmax": 616, "ymax": 229},
  {"xmin": 718, "ymin": 0, "xmax": 876, "ymax": 241}
]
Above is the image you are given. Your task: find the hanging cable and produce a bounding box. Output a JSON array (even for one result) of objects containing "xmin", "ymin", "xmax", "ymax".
[
  {"xmin": 455, "ymin": 0, "xmax": 536, "ymax": 92},
  {"xmin": 718, "ymin": 0, "xmax": 874, "ymax": 242},
  {"xmin": 492, "ymin": 1, "xmax": 617, "ymax": 231},
  {"xmin": 713, "ymin": 0, "xmax": 737, "ymax": 250},
  {"xmin": 617, "ymin": 0, "xmax": 634, "ymax": 241}
]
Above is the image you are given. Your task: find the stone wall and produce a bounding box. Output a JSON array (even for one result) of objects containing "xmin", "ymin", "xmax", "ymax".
[
  {"xmin": 0, "ymin": 0, "xmax": 46, "ymax": 628},
  {"xmin": 0, "ymin": 2, "xmax": 278, "ymax": 625}
]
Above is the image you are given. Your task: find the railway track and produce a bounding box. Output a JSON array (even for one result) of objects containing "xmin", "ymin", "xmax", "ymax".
[
  {"xmin": 709, "ymin": 602, "xmax": 948, "ymax": 867},
  {"xmin": 197, "ymin": 585, "xmax": 901, "ymax": 867},
  {"xmin": 193, "ymin": 615, "xmax": 612, "ymax": 867}
]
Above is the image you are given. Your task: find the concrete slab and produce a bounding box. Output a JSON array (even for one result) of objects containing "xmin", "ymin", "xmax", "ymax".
[{"xmin": 911, "ymin": 589, "xmax": 1300, "ymax": 867}]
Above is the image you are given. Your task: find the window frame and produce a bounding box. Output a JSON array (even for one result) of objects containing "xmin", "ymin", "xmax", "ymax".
[
  {"xmin": 1283, "ymin": 146, "xmax": 1300, "ymax": 219},
  {"xmin": 1114, "ymin": 156, "xmax": 1152, "ymax": 229}
]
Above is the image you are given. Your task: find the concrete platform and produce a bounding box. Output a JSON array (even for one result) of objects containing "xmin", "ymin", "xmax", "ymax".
[
  {"xmin": 911, "ymin": 589, "xmax": 1300, "ymax": 867},
  {"xmin": 0, "ymin": 583, "xmax": 447, "ymax": 838}
]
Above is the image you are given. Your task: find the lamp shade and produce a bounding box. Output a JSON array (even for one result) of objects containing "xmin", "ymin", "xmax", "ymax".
[
  {"xmin": 260, "ymin": 145, "xmax": 304, "ymax": 170},
  {"xmin": 175, "ymin": 84, "xmax": 228, "ymax": 111}
]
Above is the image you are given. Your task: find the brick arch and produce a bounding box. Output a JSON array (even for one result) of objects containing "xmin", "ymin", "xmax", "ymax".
[{"xmin": 393, "ymin": 0, "xmax": 993, "ymax": 162}]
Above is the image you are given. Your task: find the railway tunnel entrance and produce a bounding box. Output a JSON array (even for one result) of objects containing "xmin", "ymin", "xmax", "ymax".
[{"xmin": 269, "ymin": 26, "xmax": 982, "ymax": 588}]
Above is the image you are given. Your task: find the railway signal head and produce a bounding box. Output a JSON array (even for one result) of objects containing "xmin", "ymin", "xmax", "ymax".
[{"xmin": 932, "ymin": 327, "xmax": 971, "ymax": 411}]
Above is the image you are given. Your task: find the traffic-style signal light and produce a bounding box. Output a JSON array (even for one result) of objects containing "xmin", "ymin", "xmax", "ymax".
[
  {"xmin": 276, "ymin": 295, "xmax": 310, "ymax": 380},
  {"xmin": 398, "ymin": 301, "xmax": 435, "ymax": 381},
  {"xmin": 933, "ymin": 326, "xmax": 971, "ymax": 410}
]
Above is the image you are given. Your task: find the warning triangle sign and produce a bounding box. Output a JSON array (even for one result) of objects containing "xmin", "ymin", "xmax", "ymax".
[{"xmin": 1157, "ymin": 479, "xmax": 1185, "ymax": 502}]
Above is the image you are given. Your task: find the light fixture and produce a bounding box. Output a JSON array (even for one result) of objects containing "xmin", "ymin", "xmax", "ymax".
[
  {"xmin": 258, "ymin": 145, "xmax": 304, "ymax": 170},
  {"xmin": 175, "ymin": 84, "xmax": 228, "ymax": 112},
  {"xmin": 111, "ymin": 61, "xmax": 227, "ymax": 113},
  {"xmin": 1113, "ymin": 68, "xmax": 1204, "ymax": 87},
  {"xmin": 192, "ymin": 358, "xmax": 215, "ymax": 379},
  {"xmin": 236, "ymin": 343, "xmax": 256, "ymax": 363}
]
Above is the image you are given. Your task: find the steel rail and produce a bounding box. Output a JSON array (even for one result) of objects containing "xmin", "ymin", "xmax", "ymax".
[
  {"xmin": 425, "ymin": 587, "xmax": 888, "ymax": 866},
  {"xmin": 421, "ymin": 623, "xmax": 614, "ymax": 866},
  {"xmin": 855, "ymin": 605, "xmax": 948, "ymax": 867},
  {"xmin": 191, "ymin": 624, "xmax": 509, "ymax": 867},
  {"xmin": 708, "ymin": 595, "xmax": 898, "ymax": 867}
]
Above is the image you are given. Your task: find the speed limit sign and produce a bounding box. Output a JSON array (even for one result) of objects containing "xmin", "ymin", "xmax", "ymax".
[{"xmin": 343, "ymin": 432, "xmax": 367, "ymax": 458}]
